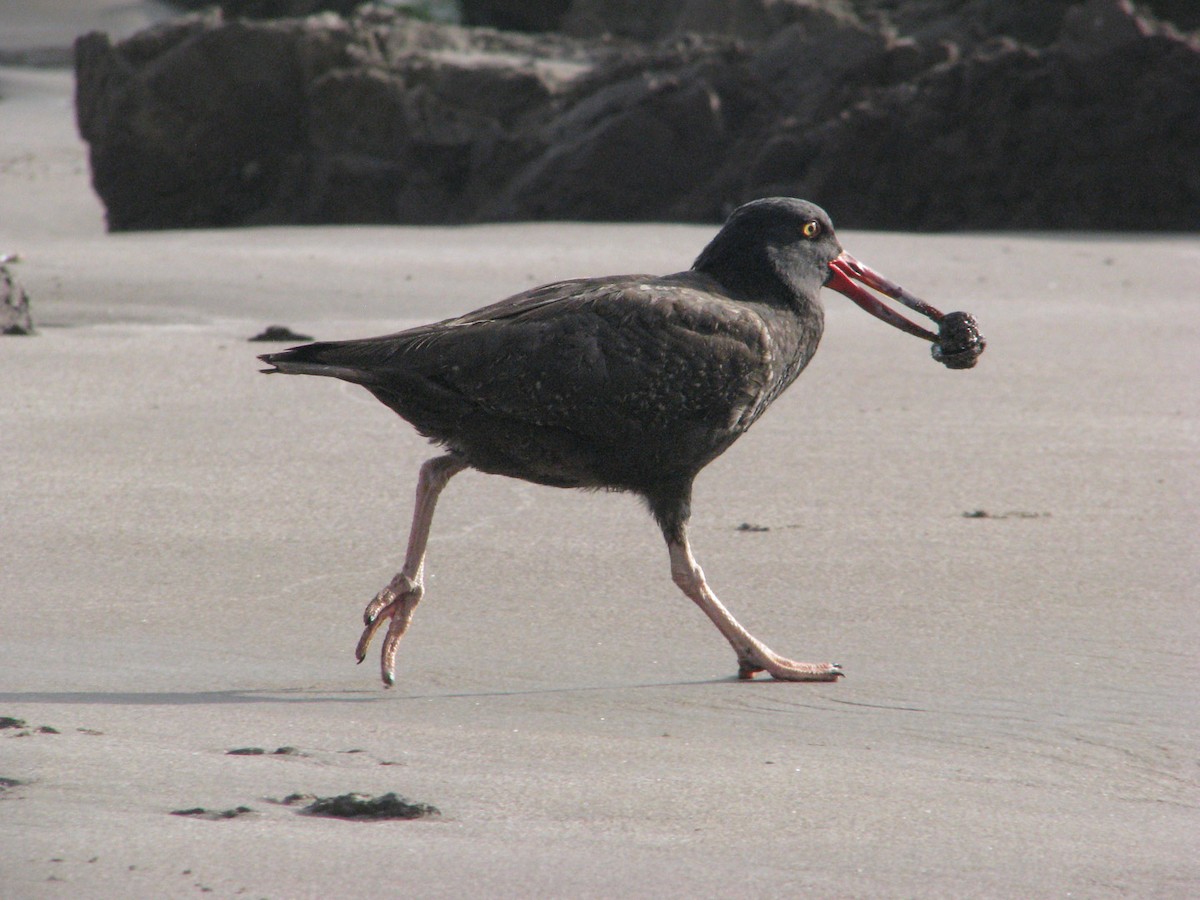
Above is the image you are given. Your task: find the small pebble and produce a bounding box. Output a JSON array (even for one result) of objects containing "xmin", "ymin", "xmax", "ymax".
[{"xmin": 249, "ymin": 325, "xmax": 313, "ymax": 342}]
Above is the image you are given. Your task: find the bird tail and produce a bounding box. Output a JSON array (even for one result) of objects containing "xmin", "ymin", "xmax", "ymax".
[{"xmin": 258, "ymin": 340, "xmax": 384, "ymax": 387}]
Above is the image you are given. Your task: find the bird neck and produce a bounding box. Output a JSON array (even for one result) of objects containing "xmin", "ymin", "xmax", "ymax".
[
  {"xmin": 693, "ymin": 262, "xmax": 772, "ymax": 306},
  {"xmin": 692, "ymin": 239, "xmax": 817, "ymax": 315}
]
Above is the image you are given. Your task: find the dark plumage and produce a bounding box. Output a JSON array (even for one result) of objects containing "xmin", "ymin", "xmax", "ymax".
[{"xmin": 260, "ymin": 198, "xmax": 983, "ymax": 685}]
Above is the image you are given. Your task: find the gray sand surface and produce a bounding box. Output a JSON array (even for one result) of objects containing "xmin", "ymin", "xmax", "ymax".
[{"xmin": 1, "ymin": 11, "xmax": 1198, "ymax": 898}]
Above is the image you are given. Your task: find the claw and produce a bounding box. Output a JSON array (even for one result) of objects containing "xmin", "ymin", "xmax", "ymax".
[
  {"xmin": 737, "ymin": 662, "xmax": 764, "ymax": 680},
  {"xmin": 362, "ymin": 590, "xmax": 394, "ymax": 627},
  {"xmin": 753, "ymin": 652, "xmax": 844, "ymax": 682},
  {"xmin": 355, "ymin": 611, "xmax": 389, "ymax": 664},
  {"xmin": 380, "ymin": 613, "xmax": 411, "ymax": 687},
  {"xmin": 354, "ymin": 574, "xmax": 424, "ymax": 686}
]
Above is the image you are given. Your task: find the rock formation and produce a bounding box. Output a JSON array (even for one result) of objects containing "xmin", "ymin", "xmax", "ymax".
[{"xmin": 76, "ymin": 0, "xmax": 1200, "ymax": 230}]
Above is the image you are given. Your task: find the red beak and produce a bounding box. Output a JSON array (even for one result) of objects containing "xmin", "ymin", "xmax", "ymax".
[{"xmin": 825, "ymin": 252, "xmax": 944, "ymax": 342}]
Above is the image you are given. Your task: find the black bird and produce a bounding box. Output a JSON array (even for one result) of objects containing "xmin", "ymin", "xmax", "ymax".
[{"xmin": 259, "ymin": 198, "xmax": 984, "ymax": 686}]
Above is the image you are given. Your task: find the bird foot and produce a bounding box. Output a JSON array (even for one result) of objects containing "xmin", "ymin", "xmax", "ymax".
[
  {"xmin": 738, "ymin": 653, "xmax": 843, "ymax": 682},
  {"xmin": 355, "ymin": 573, "xmax": 423, "ymax": 687}
]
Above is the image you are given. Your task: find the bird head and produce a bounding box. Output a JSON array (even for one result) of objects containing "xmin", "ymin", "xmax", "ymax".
[{"xmin": 696, "ymin": 198, "xmax": 985, "ymax": 369}]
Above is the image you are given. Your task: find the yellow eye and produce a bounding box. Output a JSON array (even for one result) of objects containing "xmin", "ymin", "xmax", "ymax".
[{"xmin": 802, "ymin": 220, "xmax": 821, "ymax": 239}]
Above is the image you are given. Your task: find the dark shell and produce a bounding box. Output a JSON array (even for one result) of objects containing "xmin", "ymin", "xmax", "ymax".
[{"xmin": 932, "ymin": 311, "xmax": 985, "ymax": 369}]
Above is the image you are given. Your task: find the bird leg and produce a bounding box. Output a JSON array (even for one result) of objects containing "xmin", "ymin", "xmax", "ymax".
[
  {"xmin": 356, "ymin": 454, "xmax": 466, "ymax": 686},
  {"xmin": 667, "ymin": 531, "xmax": 843, "ymax": 682}
]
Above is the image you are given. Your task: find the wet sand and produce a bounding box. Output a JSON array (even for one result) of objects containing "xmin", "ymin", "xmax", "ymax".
[{"xmin": 1, "ymin": 11, "xmax": 1198, "ymax": 898}]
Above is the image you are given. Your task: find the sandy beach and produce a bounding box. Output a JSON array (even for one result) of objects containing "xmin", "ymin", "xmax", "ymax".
[{"xmin": 2, "ymin": 8, "xmax": 1198, "ymax": 898}]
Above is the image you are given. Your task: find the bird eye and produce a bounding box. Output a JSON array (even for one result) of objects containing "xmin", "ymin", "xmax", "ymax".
[{"xmin": 802, "ymin": 220, "xmax": 821, "ymax": 239}]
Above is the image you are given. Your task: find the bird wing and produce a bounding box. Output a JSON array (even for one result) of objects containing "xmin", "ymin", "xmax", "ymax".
[{"xmin": 363, "ymin": 274, "xmax": 777, "ymax": 439}]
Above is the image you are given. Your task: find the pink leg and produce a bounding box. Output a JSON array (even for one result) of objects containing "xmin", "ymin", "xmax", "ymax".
[
  {"xmin": 667, "ymin": 530, "xmax": 842, "ymax": 682},
  {"xmin": 356, "ymin": 454, "xmax": 466, "ymax": 686}
]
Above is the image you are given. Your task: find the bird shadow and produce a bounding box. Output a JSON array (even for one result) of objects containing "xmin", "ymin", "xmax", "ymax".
[
  {"xmin": 0, "ymin": 678, "xmax": 738, "ymax": 708},
  {"xmin": 0, "ymin": 689, "xmax": 377, "ymax": 707}
]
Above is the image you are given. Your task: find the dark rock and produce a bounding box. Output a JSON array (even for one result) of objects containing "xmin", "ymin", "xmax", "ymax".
[
  {"xmin": 171, "ymin": 805, "xmax": 255, "ymax": 818},
  {"xmin": 168, "ymin": 0, "xmax": 365, "ymax": 18},
  {"xmin": 75, "ymin": 2, "xmax": 1200, "ymax": 231},
  {"xmin": 249, "ymin": 325, "xmax": 314, "ymax": 342},
  {"xmin": 859, "ymin": 0, "xmax": 1078, "ymax": 51},
  {"xmin": 746, "ymin": 0, "xmax": 1200, "ymax": 230},
  {"xmin": 279, "ymin": 792, "xmax": 317, "ymax": 804},
  {"xmin": 1, "ymin": 255, "xmax": 35, "ymax": 336},
  {"xmin": 75, "ymin": 12, "xmax": 355, "ymax": 230},
  {"xmin": 562, "ymin": 0, "xmax": 860, "ymax": 42},
  {"xmin": 0, "ymin": 718, "xmax": 27, "ymax": 729},
  {"xmin": 462, "ymin": 0, "xmax": 571, "ymax": 32},
  {"xmin": 962, "ymin": 509, "xmax": 1051, "ymax": 519},
  {"xmin": 1145, "ymin": 0, "xmax": 1200, "ymax": 31},
  {"xmin": 479, "ymin": 43, "xmax": 763, "ymax": 220},
  {"xmin": 301, "ymin": 791, "xmax": 439, "ymax": 819},
  {"xmin": 225, "ymin": 746, "xmax": 266, "ymax": 755}
]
